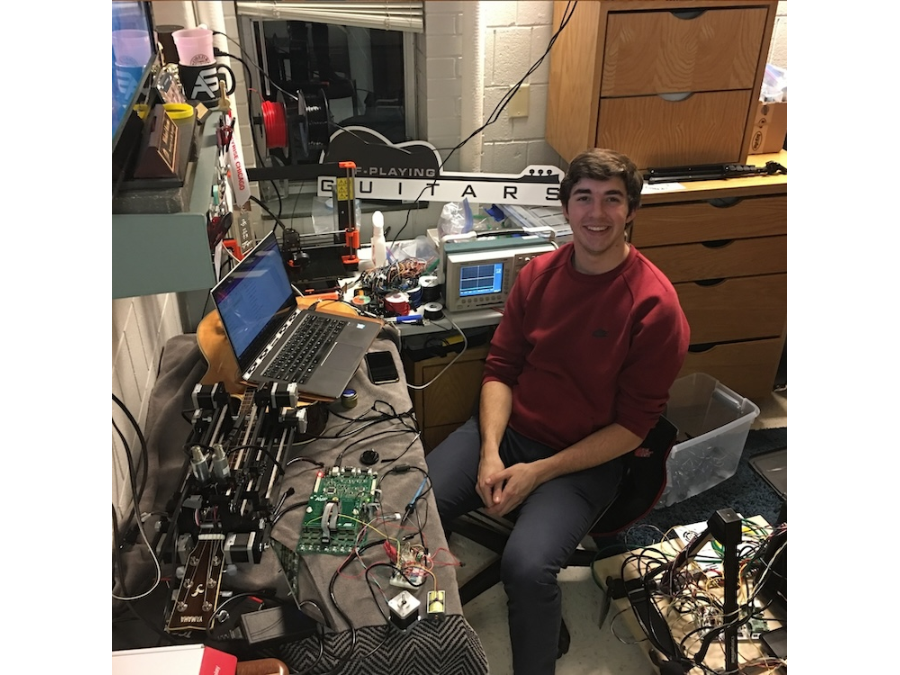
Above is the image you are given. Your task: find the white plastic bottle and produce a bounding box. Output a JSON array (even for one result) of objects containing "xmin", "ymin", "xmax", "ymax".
[{"xmin": 371, "ymin": 210, "xmax": 386, "ymax": 268}]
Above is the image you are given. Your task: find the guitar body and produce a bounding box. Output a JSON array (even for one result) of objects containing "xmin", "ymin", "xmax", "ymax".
[{"xmin": 196, "ymin": 297, "xmax": 362, "ymax": 438}]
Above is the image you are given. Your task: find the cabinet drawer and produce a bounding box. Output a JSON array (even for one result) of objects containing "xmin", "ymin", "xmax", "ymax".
[
  {"xmin": 679, "ymin": 337, "xmax": 785, "ymax": 401},
  {"xmin": 601, "ymin": 7, "xmax": 768, "ymax": 97},
  {"xmin": 597, "ymin": 90, "xmax": 751, "ymax": 169},
  {"xmin": 633, "ymin": 196, "xmax": 787, "ymax": 247},
  {"xmin": 641, "ymin": 235, "xmax": 786, "ymax": 283},
  {"xmin": 676, "ymin": 274, "xmax": 786, "ymax": 344}
]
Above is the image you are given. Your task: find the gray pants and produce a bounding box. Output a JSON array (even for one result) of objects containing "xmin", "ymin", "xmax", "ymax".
[{"xmin": 426, "ymin": 417, "xmax": 624, "ymax": 675}]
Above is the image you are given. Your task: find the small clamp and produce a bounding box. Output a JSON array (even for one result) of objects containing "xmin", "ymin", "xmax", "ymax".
[{"xmin": 765, "ymin": 161, "xmax": 787, "ymax": 175}]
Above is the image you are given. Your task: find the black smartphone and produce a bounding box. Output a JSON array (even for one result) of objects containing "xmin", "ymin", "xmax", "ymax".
[{"xmin": 365, "ymin": 350, "xmax": 400, "ymax": 385}]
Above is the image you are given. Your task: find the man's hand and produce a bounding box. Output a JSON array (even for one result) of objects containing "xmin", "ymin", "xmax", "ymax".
[
  {"xmin": 482, "ymin": 462, "xmax": 542, "ymax": 517},
  {"xmin": 476, "ymin": 453, "xmax": 506, "ymax": 510}
]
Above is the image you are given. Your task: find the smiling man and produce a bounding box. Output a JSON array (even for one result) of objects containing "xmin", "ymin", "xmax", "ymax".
[{"xmin": 427, "ymin": 148, "xmax": 690, "ymax": 675}]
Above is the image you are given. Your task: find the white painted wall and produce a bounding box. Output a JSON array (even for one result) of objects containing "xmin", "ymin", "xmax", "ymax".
[{"xmin": 112, "ymin": 0, "xmax": 788, "ymax": 520}]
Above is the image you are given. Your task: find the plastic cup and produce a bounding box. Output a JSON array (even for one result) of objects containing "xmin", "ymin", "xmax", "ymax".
[
  {"xmin": 112, "ymin": 29, "xmax": 153, "ymax": 67},
  {"xmin": 172, "ymin": 27, "xmax": 214, "ymax": 66}
]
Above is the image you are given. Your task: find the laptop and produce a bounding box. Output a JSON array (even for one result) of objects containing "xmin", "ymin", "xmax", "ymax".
[{"xmin": 211, "ymin": 231, "xmax": 382, "ymax": 400}]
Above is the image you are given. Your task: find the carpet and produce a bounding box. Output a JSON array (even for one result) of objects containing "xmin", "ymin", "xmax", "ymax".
[{"xmin": 609, "ymin": 427, "xmax": 787, "ymax": 550}]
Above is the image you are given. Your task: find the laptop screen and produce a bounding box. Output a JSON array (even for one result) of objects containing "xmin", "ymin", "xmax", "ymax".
[{"xmin": 212, "ymin": 232, "xmax": 296, "ymax": 366}]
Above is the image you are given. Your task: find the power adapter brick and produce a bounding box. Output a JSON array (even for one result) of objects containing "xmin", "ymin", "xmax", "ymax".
[{"xmin": 240, "ymin": 605, "xmax": 319, "ymax": 647}]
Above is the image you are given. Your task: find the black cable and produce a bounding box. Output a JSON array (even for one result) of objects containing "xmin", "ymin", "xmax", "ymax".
[
  {"xmin": 112, "ymin": 504, "xmax": 127, "ymax": 596},
  {"xmin": 271, "ymin": 500, "xmax": 309, "ymax": 527},
  {"xmin": 112, "ymin": 420, "xmax": 143, "ymax": 533},
  {"xmin": 250, "ymin": 194, "xmax": 290, "ymax": 234},
  {"xmin": 324, "ymin": 538, "xmax": 383, "ymax": 672},
  {"xmin": 445, "ymin": 0, "xmax": 577, "ymax": 169},
  {"xmin": 334, "ymin": 427, "xmax": 418, "ymax": 467},
  {"xmin": 112, "ymin": 394, "xmax": 151, "ymax": 532},
  {"xmin": 388, "ymin": 0, "xmax": 579, "ymax": 249}
]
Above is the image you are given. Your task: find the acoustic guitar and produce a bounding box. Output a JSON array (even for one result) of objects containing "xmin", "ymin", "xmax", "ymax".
[{"xmin": 196, "ymin": 296, "xmax": 365, "ymax": 438}]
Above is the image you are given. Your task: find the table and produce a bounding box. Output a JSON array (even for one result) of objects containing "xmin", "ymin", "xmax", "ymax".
[
  {"xmin": 591, "ymin": 515, "xmax": 786, "ymax": 674},
  {"xmin": 112, "ymin": 329, "xmax": 488, "ymax": 675}
]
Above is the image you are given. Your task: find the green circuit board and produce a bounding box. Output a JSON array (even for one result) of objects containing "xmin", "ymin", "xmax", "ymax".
[{"xmin": 297, "ymin": 466, "xmax": 379, "ymax": 555}]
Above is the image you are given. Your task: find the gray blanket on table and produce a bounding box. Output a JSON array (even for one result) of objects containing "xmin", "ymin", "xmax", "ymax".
[{"xmin": 114, "ymin": 331, "xmax": 487, "ymax": 675}]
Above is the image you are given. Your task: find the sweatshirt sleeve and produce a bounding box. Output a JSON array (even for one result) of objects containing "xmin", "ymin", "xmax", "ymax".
[{"xmin": 614, "ymin": 286, "xmax": 690, "ymax": 440}]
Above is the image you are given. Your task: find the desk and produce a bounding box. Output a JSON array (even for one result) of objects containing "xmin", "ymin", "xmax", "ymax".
[
  {"xmin": 591, "ymin": 515, "xmax": 786, "ymax": 674},
  {"xmin": 112, "ymin": 332, "xmax": 488, "ymax": 675}
]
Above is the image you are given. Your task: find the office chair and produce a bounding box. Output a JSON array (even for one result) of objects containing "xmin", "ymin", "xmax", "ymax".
[{"xmin": 448, "ymin": 415, "xmax": 678, "ymax": 655}]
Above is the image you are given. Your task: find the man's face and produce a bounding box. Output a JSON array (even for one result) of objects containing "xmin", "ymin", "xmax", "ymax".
[{"xmin": 562, "ymin": 176, "xmax": 634, "ymax": 273}]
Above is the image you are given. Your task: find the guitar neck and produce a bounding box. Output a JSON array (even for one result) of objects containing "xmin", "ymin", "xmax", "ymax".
[{"xmin": 166, "ymin": 533, "xmax": 226, "ymax": 633}]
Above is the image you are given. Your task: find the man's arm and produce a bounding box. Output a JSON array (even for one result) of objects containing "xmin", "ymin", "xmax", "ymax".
[
  {"xmin": 476, "ymin": 380, "xmax": 513, "ymax": 508},
  {"xmin": 483, "ymin": 422, "xmax": 640, "ymax": 517}
]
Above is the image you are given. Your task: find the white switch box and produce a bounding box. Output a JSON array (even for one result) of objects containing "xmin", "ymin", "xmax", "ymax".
[{"xmin": 508, "ymin": 83, "xmax": 530, "ymax": 118}]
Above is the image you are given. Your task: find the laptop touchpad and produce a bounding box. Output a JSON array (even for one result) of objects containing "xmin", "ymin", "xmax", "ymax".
[{"xmin": 321, "ymin": 343, "xmax": 362, "ymax": 372}]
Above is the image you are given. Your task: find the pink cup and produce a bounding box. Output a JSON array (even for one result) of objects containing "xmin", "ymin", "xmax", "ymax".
[{"xmin": 172, "ymin": 27, "xmax": 215, "ymax": 66}]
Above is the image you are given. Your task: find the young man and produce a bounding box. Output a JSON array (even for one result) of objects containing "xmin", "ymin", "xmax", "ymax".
[{"xmin": 426, "ymin": 148, "xmax": 690, "ymax": 674}]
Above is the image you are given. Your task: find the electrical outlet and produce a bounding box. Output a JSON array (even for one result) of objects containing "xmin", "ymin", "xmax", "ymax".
[{"xmin": 508, "ymin": 83, "xmax": 530, "ymax": 118}]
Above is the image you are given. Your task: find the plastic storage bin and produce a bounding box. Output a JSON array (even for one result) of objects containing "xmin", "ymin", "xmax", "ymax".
[{"xmin": 657, "ymin": 373, "xmax": 760, "ymax": 507}]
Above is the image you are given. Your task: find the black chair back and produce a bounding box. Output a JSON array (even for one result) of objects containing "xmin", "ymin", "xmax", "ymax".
[{"xmin": 590, "ymin": 415, "xmax": 677, "ymax": 537}]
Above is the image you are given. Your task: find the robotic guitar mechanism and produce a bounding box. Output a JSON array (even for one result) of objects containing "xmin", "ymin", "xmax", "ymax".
[{"xmin": 159, "ymin": 381, "xmax": 319, "ymax": 635}]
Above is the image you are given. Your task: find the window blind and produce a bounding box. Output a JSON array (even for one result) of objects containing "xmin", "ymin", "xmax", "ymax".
[{"xmin": 235, "ymin": 2, "xmax": 425, "ymax": 32}]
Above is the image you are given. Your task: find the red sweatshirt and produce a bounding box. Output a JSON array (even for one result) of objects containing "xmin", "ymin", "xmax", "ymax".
[{"xmin": 482, "ymin": 243, "xmax": 689, "ymax": 450}]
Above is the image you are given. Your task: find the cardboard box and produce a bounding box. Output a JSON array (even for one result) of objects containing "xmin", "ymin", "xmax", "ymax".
[
  {"xmin": 112, "ymin": 644, "xmax": 237, "ymax": 675},
  {"xmin": 748, "ymin": 100, "xmax": 787, "ymax": 154}
]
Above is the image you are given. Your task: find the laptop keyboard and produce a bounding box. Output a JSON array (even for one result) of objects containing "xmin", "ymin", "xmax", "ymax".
[{"xmin": 263, "ymin": 314, "xmax": 347, "ymax": 384}]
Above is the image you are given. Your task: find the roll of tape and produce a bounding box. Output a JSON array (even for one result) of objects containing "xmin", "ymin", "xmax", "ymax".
[
  {"xmin": 351, "ymin": 295, "xmax": 371, "ymax": 310},
  {"xmin": 423, "ymin": 302, "xmax": 444, "ymax": 320},
  {"xmin": 419, "ymin": 276, "xmax": 441, "ymax": 303},
  {"xmin": 384, "ymin": 291, "xmax": 410, "ymax": 317}
]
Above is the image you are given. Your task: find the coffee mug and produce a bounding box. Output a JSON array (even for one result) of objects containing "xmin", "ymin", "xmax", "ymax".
[
  {"xmin": 178, "ymin": 63, "xmax": 235, "ymax": 103},
  {"xmin": 155, "ymin": 24, "xmax": 184, "ymax": 65}
]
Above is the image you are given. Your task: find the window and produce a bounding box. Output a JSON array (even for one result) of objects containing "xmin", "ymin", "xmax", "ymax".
[
  {"xmin": 236, "ymin": 2, "xmax": 423, "ymax": 146},
  {"xmin": 233, "ymin": 2, "xmax": 425, "ymax": 227}
]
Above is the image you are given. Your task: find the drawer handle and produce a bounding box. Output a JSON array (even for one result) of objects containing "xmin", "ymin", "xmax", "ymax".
[
  {"xmin": 694, "ymin": 278, "xmax": 725, "ymax": 287},
  {"xmin": 707, "ymin": 197, "xmax": 744, "ymax": 208},
  {"xmin": 671, "ymin": 9, "xmax": 706, "ymax": 20},
  {"xmin": 658, "ymin": 92, "xmax": 693, "ymax": 103},
  {"xmin": 701, "ymin": 239, "xmax": 734, "ymax": 249}
]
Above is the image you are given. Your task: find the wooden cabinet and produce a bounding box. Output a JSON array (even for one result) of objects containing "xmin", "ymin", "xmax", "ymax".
[
  {"xmin": 546, "ymin": 0, "xmax": 780, "ymax": 169},
  {"xmin": 632, "ymin": 151, "xmax": 788, "ymax": 401},
  {"xmin": 403, "ymin": 343, "xmax": 492, "ymax": 454}
]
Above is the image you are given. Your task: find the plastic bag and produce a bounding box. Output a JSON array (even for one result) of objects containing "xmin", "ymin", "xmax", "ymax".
[
  {"xmin": 437, "ymin": 199, "xmax": 474, "ymax": 238},
  {"xmin": 761, "ymin": 63, "xmax": 787, "ymax": 102}
]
